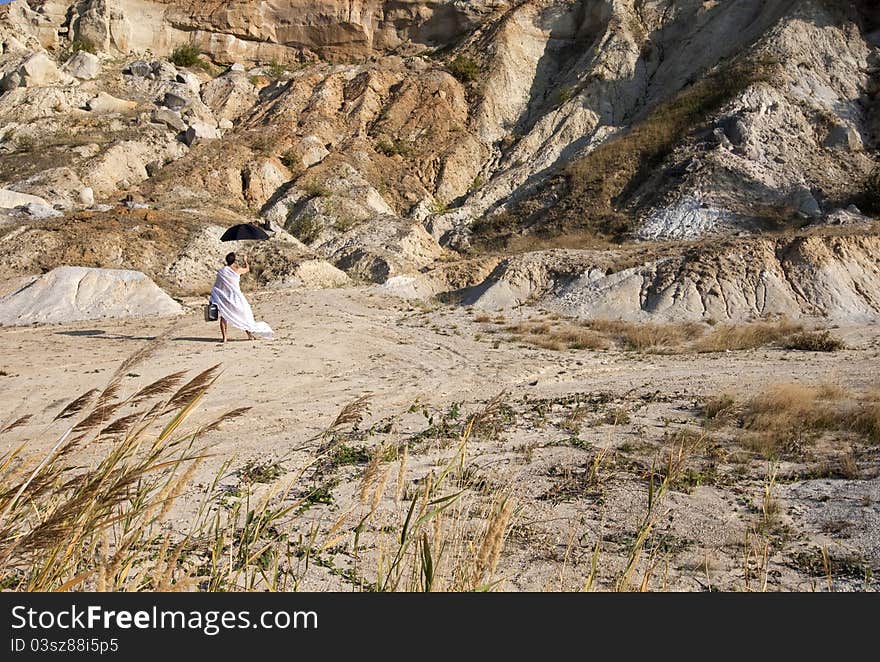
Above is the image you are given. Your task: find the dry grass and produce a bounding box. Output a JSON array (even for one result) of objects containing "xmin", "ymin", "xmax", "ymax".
[
  {"xmin": 0, "ymin": 357, "xmax": 225, "ymax": 590},
  {"xmin": 692, "ymin": 320, "xmax": 803, "ymax": 353},
  {"xmin": 851, "ymin": 400, "xmax": 880, "ymax": 444},
  {"xmin": 502, "ymin": 315, "xmax": 816, "ymax": 355},
  {"xmin": 507, "ymin": 320, "xmax": 609, "ymax": 351},
  {"xmin": 782, "ymin": 330, "xmax": 845, "ymax": 352},
  {"xmin": 584, "ymin": 319, "xmax": 703, "ymax": 352},
  {"xmin": 0, "ymin": 349, "xmax": 517, "ymax": 592},
  {"xmin": 704, "ymin": 382, "xmax": 880, "ymax": 459}
]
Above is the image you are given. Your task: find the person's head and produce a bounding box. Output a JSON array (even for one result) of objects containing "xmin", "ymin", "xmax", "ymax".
[{"xmin": 225, "ymin": 252, "xmax": 236, "ymax": 266}]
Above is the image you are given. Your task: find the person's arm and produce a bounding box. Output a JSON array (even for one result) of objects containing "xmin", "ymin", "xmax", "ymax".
[{"xmin": 236, "ymin": 255, "xmax": 250, "ymax": 275}]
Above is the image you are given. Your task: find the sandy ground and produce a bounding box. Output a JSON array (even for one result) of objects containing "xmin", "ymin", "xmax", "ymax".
[{"xmin": 1, "ymin": 286, "xmax": 878, "ymax": 591}]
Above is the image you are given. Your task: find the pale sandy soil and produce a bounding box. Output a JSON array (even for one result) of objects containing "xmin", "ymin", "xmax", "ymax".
[{"xmin": 1, "ymin": 286, "xmax": 878, "ymax": 591}]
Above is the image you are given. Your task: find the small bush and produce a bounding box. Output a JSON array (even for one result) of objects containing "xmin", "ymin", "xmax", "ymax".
[
  {"xmin": 783, "ymin": 330, "xmax": 844, "ymax": 352},
  {"xmin": 169, "ymin": 44, "xmax": 202, "ymax": 68},
  {"xmin": 330, "ymin": 445, "xmax": 370, "ymax": 468},
  {"xmin": 280, "ymin": 150, "xmax": 301, "ymax": 171},
  {"xmin": 333, "ymin": 216, "xmax": 360, "ymax": 233},
  {"xmin": 59, "ymin": 39, "xmax": 97, "ymax": 62},
  {"xmin": 287, "ymin": 211, "xmax": 323, "ymax": 244},
  {"xmin": 265, "ymin": 60, "xmax": 287, "ymax": 79},
  {"xmin": 429, "ymin": 199, "xmax": 449, "ymax": 215},
  {"xmin": 704, "ymin": 394, "xmax": 736, "ymax": 421},
  {"xmin": 556, "ymin": 86, "xmax": 576, "ymax": 105},
  {"xmin": 250, "ymin": 134, "xmax": 275, "ymax": 155},
  {"xmin": 376, "ymin": 138, "xmax": 411, "ymax": 157},
  {"xmin": 719, "ymin": 384, "xmax": 843, "ymax": 458},
  {"xmin": 448, "ymin": 56, "xmax": 480, "ymax": 83},
  {"xmin": 14, "ymin": 135, "xmax": 34, "ymax": 153},
  {"xmin": 302, "ymin": 180, "xmax": 331, "ymax": 198},
  {"xmin": 851, "ymin": 401, "xmax": 880, "ymax": 444},
  {"xmin": 470, "ymin": 175, "xmax": 485, "ymax": 191}
]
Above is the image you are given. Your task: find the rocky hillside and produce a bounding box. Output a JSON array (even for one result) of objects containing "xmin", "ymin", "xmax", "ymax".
[{"xmin": 1, "ymin": 0, "xmax": 879, "ymax": 319}]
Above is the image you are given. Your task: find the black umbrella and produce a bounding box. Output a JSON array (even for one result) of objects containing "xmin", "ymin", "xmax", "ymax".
[{"xmin": 220, "ymin": 223, "xmax": 271, "ymax": 242}]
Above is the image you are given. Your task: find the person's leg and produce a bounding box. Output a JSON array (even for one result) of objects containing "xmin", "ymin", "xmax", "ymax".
[
  {"xmin": 246, "ymin": 330, "xmax": 255, "ymax": 340},
  {"xmin": 220, "ymin": 317, "xmax": 228, "ymax": 342}
]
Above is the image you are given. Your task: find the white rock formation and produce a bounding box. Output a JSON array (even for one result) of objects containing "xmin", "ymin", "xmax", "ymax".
[
  {"xmin": 0, "ymin": 266, "xmax": 182, "ymax": 325},
  {"xmin": 86, "ymin": 91, "xmax": 137, "ymax": 113},
  {"xmin": 0, "ymin": 189, "xmax": 52, "ymax": 209},
  {"xmin": 63, "ymin": 50, "xmax": 100, "ymax": 80},
  {"xmin": 184, "ymin": 121, "xmax": 220, "ymax": 146}
]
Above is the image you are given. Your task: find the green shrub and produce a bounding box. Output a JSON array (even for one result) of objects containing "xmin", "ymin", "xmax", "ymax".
[
  {"xmin": 265, "ymin": 60, "xmax": 287, "ymax": 79},
  {"xmin": 302, "ymin": 180, "xmax": 331, "ymax": 198},
  {"xmin": 280, "ymin": 150, "xmax": 301, "ymax": 172},
  {"xmin": 59, "ymin": 39, "xmax": 97, "ymax": 62},
  {"xmin": 287, "ymin": 210, "xmax": 323, "ymax": 244},
  {"xmin": 169, "ymin": 44, "xmax": 202, "ymax": 68},
  {"xmin": 429, "ymin": 199, "xmax": 449, "ymax": 215},
  {"xmin": 376, "ymin": 138, "xmax": 411, "ymax": 157},
  {"xmin": 556, "ymin": 86, "xmax": 576, "ymax": 105},
  {"xmin": 448, "ymin": 56, "xmax": 480, "ymax": 83}
]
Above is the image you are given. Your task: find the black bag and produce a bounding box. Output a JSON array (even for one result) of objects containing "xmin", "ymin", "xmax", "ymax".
[{"xmin": 204, "ymin": 302, "xmax": 219, "ymax": 322}]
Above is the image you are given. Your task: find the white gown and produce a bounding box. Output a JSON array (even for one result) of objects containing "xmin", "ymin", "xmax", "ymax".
[{"xmin": 209, "ymin": 265, "xmax": 274, "ymax": 339}]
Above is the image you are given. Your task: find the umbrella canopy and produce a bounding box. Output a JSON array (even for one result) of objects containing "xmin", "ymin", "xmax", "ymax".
[{"xmin": 220, "ymin": 223, "xmax": 271, "ymax": 242}]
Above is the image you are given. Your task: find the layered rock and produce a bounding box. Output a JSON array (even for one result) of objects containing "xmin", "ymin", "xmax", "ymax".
[{"xmin": 460, "ymin": 233, "xmax": 880, "ymax": 324}]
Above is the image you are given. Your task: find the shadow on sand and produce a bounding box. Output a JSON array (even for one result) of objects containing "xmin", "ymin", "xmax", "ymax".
[{"xmin": 54, "ymin": 331, "xmax": 240, "ymax": 343}]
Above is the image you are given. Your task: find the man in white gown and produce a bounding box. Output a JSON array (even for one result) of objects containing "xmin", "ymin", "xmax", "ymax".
[{"xmin": 209, "ymin": 252, "xmax": 274, "ymax": 342}]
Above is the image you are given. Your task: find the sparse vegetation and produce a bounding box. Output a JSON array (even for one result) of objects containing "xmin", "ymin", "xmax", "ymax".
[
  {"xmin": 0, "ymin": 351, "xmax": 519, "ymax": 592},
  {"xmin": 429, "ymin": 199, "xmax": 449, "ymax": 215},
  {"xmin": 287, "ymin": 210, "xmax": 323, "ymax": 245},
  {"xmin": 238, "ymin": 459, "xmax": 284, "ymax": 484},
  {"xmin": 302, "ymin": 180, "xmax": 331, "ymax": 198},
  {"xmin": 447, "ymin": 56, "xmax": 480, "ymax": 83},
  {"xmin": 474, "ymin": 57, "xmax": 781, "ymax": 247},
  {"xmin": 693, "ymin": 319, "xmax": 803, "ymax": 352},
  {"xmin": 265, "ymin": 60, "xmax": 287, "ymax": 79},
  {"xmin": 584, "ymin": 319, "xmax": 704, "ymax": 352},
  {"xmin": 556, "ymin": 85, "xmax": 576, "ymax": 105},
  {"xmin": 506, "ymin": 319, "xmax": 609, "ymax": 351},
  {"xmin": 376, "ymin": 138, "xmax": 411, "ymax": 157},
  {"xmin": 169, "ymin": 44, "xmax": 203, "ymax": 68},
  {"xmin": 702, "ymin": 382, "xmax": 880, "ymax": 460},
  {"xmin": 14, "ymin": 135, "xmax": 35, "ymax": 153},
  {"xmin": 59, "ymin": 39, "xmax": 97, "ymax": 63},
  {"xmin": 248, "ymin": 133, "xmax": 276, "ymax": 155},
  {"xmin": 280, "ymin": 150, "xmax": 302, "ymax": 172},
  {"xmin": 783, "ymin": 330, "xmax": 845, "ymax": 352},
  {"xmin": 329, "ymin": 445, "xmax": 370, "ymax": 468},
  {"xmin": 501, "ymin": 315, "xmax": 829, "ymax": 355}
]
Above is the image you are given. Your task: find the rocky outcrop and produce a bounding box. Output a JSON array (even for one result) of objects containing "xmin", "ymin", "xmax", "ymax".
[
  {"xmin": 0, "ymin": 0, "xmax": 878, "ymax": 316},
  {"xmin": 86, "ymin": 91, "xmax": 138, "ymax": 113},
  {"xmin": 2, "ymin": 51, "xmax": 73, "ymax": 88},
  {"xmin": 0, "ymin": 188, "xmax": 52, "ymax": 209},
  {"xmin": 63, "ymin": 50, "xmax": 101, "ymax": 80},
  {"xmin": 201, "ymin": 71, "xmax": 258, "ymax": 123},
  {"xmin": 460, "ymin": 232, "xmax": 880, "ymax": 324},
  {"xmin": 0, "ymin": 266, "xmax": 182, "ymax": 325}
]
